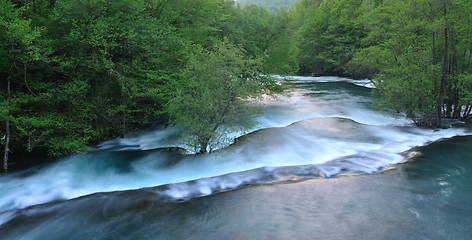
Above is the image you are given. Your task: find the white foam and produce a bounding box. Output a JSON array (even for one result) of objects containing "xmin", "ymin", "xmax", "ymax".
[
  {"xmin": 277, "ymin": 75, "xmax": 376, "ymax": 88},
  {"xmin": 0, "ymin": 76, "xmax": 469, "ymax": 213}
]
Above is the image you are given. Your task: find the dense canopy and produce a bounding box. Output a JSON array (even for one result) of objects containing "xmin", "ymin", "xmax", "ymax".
[{"xmin": 1, "ymin": 0, "xmax": 472, "ymax": 171}]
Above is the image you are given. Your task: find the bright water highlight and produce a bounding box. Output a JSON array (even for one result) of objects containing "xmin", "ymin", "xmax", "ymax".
[{"xmin": 0, "ymin": 76, "xmax": 469, "ymax": 214}]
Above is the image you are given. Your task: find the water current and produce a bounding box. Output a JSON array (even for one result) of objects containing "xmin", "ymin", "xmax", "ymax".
[{"xmin": 0, "ymin": 76, "xmax": 471, "ymax": 239}]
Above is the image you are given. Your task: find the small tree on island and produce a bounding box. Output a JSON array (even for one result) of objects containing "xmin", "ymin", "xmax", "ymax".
[{"xmin": 168, "ymin": 41, "xmax": 282, "ymax": 154}]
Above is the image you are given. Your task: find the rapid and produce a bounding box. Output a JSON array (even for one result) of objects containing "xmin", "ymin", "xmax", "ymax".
[{"xmin": 1, "ymin": 76, "xmax": 471, "ymax": 239}]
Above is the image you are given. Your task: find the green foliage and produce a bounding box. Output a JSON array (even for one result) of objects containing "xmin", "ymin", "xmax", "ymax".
[
  {"xmin": 282, "ymin": 0, "xmax": 472, "ymax": 124},
  {"xmin": 456, "ymin": 73, "xmax": 472, "ymax": 105},
  {"xmin": 1, "ymin": 0, "xmax": 294, "ymax": 162},
  {"xmin": 5, "ymin": 0, "xmax": 470, "ymax": 163},
  {"xmin": 360, "ymin": 0, "xmax": 472, "ymax": 124},
  {"xmin": 289, "ymin": 0, "xmax": 366, "ymax": 76},
  {"xmin": 230, "ymin": 5, "xmax": 272, "ymax": 58},
  {"xmin": 1, "ymin": 0, "xmax": 41, "ymax": 155},
  {"xmin": 169, "ymin": 41, "xmax": 281, "ymax": 153},
  {"xmin": 47, "ymin": 0, "xmax": 187, "ymax": 128},
  {"xmin": 264, "ymin": 10, "xmax": 299, "ymax": 74},
  {"xmin": 157, "ymin": 0, "xmax": 232, "ymax": 47},
  {"xmin": 223, "ymin": 4, "xmax": 299, "ymax": 74},
  {"xmin": 373, "ymin": 48, "xmax": 438, "ymax": 123},
  {"xmin": 349, "ymin": 0, "xmax": 440, "ymax": 124}
]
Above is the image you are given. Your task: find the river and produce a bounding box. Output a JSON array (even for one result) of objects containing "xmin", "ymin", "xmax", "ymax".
[{"xmin": 0, "ymin": 76, "xmax": 471, "ymax": 239}]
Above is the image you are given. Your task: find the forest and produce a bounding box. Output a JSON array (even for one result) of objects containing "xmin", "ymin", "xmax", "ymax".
[{"xmin": 1, "ymin": 0, "xmax": 472, "ymax": 172}]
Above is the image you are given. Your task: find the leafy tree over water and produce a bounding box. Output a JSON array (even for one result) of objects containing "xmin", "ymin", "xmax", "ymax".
[
  {"xmin": 285, "ymin": 0, "xmax": 472, "ymax": 126},
  {"xmin": 350, "ymin": 0, "xmax": 472, "ymax": 126},
  {"xmin": 168, "ymin": 41, "xmax": 282, "ymax": 153}
]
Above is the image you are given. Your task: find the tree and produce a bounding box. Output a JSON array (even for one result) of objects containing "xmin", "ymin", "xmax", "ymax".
[
  {"xmin": 290, "ymin": 0, "xmax": 365, "ymax": 76},
  {"xmin": 263, "ymin": 9, "xmax": 299, "ymax": 74},
  {"xmin": 168, "ymin": 41, "xmax": 281, "ymax": 153},
  {"xmin": 0, "ymin": 0, "xmax": 41, "ymax": 172},
  {"xmin": 44, "ymin": 0, "xmax": 189, "ymax": 141},
  {"xmin": 359, "ymin": 0, "xmax": 440, "ymax": 125},
  {"xmin": 1, "ymin": 0, "xmax": 197, "ymax": 166},
  {"xmin": 221, "ymin": 4, "xmax": 299, "ymax": 74},
  {"xmin": 350, "ymin": 0, "xmax": 472, "ymax": 126}
]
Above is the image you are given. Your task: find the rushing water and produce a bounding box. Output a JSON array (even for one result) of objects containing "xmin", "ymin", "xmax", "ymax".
[{"xmin": 0, "ymin": 76, "xmax": 471, "ymax": 239}]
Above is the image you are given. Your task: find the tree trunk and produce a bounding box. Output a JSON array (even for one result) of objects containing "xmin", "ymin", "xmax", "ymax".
[
  {"xmin": 32, "ymin": 0, "xmax": 37, "ymax": 14},
  {"xmin": 431, "ymin": 3, "xmax": 440, "ymax": 127},
  {"xmin": 446, "ymin": 100, "xmax": 452, "ymax": 118},
  {"xmin": 433, "ymin": 32, "xmax": 440, "ymax": 126},
  {"xmin": 4, "ymin": 117, "xmax": 10, "ymax": 173},
  {"xmin": 468, "ymin": 42, "xmax": 472, "ymax": 69},
  {"xmin": 463, "ymin": 104, "xmax": 470, "ymax": 120},
  {"xmin": 3, "ymin": 63, "xmax": 12, "ymax": 173},
  {"xmin": 198, "ymin": 138, "xmax": 209, "ymax": 154},
  {"xmin": 450, "ymin": 33, "xmax": 460, "ymax": 120},
  {"xmin": 121, "ymin": 106, "xmax": 126, "ymax": 138},
  {"xmin": 438, "ymin": 4, "xmax": 449, "ymax": 126},
  {"xmin": 467, "ymin": 104, "xmax": 472, "ymax": 119},
  {"xmin": 453, "ymin": 105, "xmax": 461, "ymax": 119},
  {"xmin": 197, "ymin": 122, "xmax": 221, "ymax": 154}
]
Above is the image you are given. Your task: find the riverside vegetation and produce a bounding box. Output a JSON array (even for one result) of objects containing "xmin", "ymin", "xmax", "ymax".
[{"xmin": 1, "ymin": 0, "xmax": 472, "ymax": 172}]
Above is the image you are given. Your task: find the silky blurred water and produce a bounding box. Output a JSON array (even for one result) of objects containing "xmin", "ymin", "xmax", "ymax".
[
  {"xmin": 1, "ymin": 136, "xmax": 471, "ymax": 240},
  {"xmin": 0, "ymin": 77, "xmax": 470, "ymax": 239}
]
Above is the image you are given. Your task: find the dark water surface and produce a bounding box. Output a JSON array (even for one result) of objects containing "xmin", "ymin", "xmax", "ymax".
[
  {"xmin": 1, "ymin": 77, "xmax": 471, "ymax": 239},
  {"xmin": 1, "ymin": 136, "xmax": 471, "ymax": 240}
]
